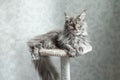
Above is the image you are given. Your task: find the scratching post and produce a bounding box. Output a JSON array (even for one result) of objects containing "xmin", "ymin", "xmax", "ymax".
[
  {"xmin": 39, "ymin": 49, "xmax": 70, "ymax": 80},
  {"xmin": 39, "ymin": 43, "xmax": 92, "ymax": 80},
  {"xmin": 40, "ymin": 49, "xmax": 70, "ymax": 80},
  {"xmin": 61, "ymin": 57, "xmax": 70, "ymax": 80}
]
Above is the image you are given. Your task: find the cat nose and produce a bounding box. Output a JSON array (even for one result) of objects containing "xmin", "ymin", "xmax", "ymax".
[{"xmin": 75, "ymin": 29, "xmax": 79, "ymax": 32}]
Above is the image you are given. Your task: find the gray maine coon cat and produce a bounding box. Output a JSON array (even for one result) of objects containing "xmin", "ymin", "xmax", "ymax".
[{"xmin": 27, "ymin": 10, "xmax": 89, "ymax": 80}]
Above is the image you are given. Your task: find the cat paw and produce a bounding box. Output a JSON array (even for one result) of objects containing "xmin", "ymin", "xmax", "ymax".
[
  {"xmin": 76, "ymin": 48, "xmax": 84, "ymax": 56},
  {"xmin": 67, "ymin": 51, "xmax": 76, "ymax": 57}
]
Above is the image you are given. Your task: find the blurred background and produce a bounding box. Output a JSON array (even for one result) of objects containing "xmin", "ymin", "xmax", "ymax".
[{"xmin": 0, "ymin": 0, "xmax": 120, "ymax": 80}]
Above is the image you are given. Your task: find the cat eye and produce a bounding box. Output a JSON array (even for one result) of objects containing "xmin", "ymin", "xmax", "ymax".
[{"xmin": 78, "ymin": 25, "xmax": 82, "ymax": 29}]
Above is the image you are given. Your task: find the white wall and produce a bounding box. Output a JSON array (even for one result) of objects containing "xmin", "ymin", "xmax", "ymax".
[{"xmin": 0, "ymin": 0, "xmax": 120, "ymax": 80}]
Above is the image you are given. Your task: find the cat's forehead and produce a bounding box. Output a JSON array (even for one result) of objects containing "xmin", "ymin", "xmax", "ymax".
[
  {"xmin": 68, "ymin": 17, "xmax": 83, "ymax": 24},
  {"xmin": 68, "ymin": 17, "xmax": 76, "ymax": 22},
  {"xmin": 69, "ymin": 17, "xmax": 74, "ymax": 21}
]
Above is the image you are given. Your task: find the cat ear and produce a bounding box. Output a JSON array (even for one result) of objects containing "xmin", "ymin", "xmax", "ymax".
[
  {"xmin": 64, "ymin": 12, "xmax": 70, "ymax": 21},
  {"xmin": 77, "ymin": 10, "xmax": 86, "ymax": 21}
]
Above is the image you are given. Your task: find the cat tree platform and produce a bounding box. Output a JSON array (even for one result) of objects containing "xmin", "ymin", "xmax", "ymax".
[{"xmin": 38, "ymin": 43, "xmax": 92, "ymax": 80}]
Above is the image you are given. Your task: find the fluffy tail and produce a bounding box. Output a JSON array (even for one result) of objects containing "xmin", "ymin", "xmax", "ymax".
[{"xmin": 33, "ymin": 56, "xmax": 59, "ymax": 80}]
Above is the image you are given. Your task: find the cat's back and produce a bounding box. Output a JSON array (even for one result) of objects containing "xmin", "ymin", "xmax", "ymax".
[{"xmin": 27, "ymin": 30, "xmax": 62, "ymax": 47}]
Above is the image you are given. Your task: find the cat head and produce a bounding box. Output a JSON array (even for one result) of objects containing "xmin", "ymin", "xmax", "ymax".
[{"xmin": 64, "ymin": 10, "xmax": 88, "ymax": 36}]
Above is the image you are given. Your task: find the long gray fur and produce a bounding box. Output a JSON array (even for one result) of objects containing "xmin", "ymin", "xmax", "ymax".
[{"xmin": 27, "ymin": 10, "xmax": 90, "ymax": 80}]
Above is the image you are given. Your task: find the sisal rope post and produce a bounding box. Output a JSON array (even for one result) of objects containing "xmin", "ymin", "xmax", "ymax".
[
  {"xmin": 40, "ymin": 49, "xmax": 70, "ymax": 80},
  {"xmin": 61, "ymin": 56, "xmax": 70, "ymax": 80},
  {"xmin": 39, "ymin": 43, "xmax": 92, "ymax": 80},
  {"xmin": 39, "ymin": 49, "xmax": 70, "ymax": 80}
]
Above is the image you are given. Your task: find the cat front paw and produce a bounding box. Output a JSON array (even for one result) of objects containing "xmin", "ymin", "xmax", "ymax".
[
  {"xmin": 67, "ymin": 50, "xmax": 76, "ymax": 57},
  {"xmin": 32, "ymin": 46, "xmax": 40, "ymax": 60},
  {"xmin": 76, "ymin": 47, "xmax": 84, "ymax": 56}
]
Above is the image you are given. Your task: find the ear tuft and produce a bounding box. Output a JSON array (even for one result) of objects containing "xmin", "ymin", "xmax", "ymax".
[
  {"xmin": 64, "ymin": 12, "xmax": 70, "ymax": 21},
  {"xmin": 77, "ymin": 10, "xmax": 87, "ymax": 21}
]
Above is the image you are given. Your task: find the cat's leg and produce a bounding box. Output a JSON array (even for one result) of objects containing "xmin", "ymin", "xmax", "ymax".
[
  {"xmin": 29, "ymin": 46, "xmax": 37, "ymax": 60},
  {"xmin": 32, "ymin": 43, "xmax": 43, "ymax": 60},
  {"xmin": 76, "ymin": 47, "xmax": 83, "ymax": 56},
  {"xmin": 63, "ymin": 44, "xmax": 76, "ymax": 57},
  {"xmin": 56, "ymin": 41, "xmax": 76, "ymax": 57}
]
